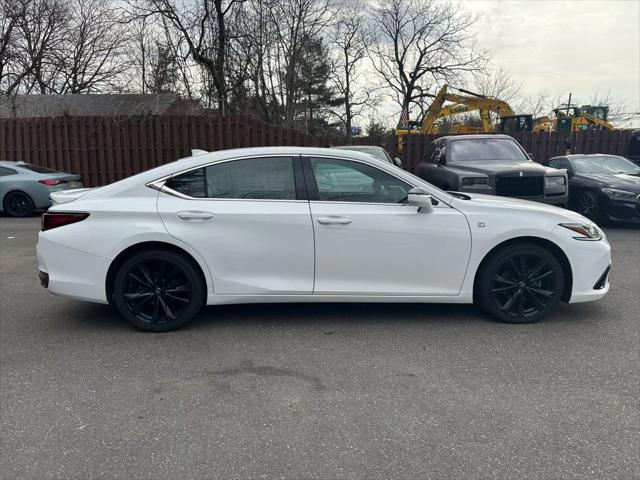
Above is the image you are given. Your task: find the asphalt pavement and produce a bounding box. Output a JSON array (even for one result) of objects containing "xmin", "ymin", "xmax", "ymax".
[{"xmin": 0, "ymin": 216, "xmax": 638, "ymax": 480}]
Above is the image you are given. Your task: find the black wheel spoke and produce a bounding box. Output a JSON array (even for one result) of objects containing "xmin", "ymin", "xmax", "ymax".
[
  {"xmin": 165, "ymin": 292, "xmax": 189, "ymax": 303},
  {"xmin": 159, "ymin": 296, "xmax": 176, "ymax": 320},
  {"xmin": 530, "ymin": 270, "xmax": 553, "ymax": 282},
  {"xmin": 129, "ymin": 294, "xmax": 155, "ymax": 314},
  {"xmin": 527, "ymin": 288, "xmax": 548, "ymax": 309},
  {"xmin": 121, "ymin": 257, "xmax": 193, "ymax": 326},
  {"xmin": 492, "ymin": 284, "xmax": 518, "ymax": 293},
  {"xmin": 493, "ymin": 274, "xmax": 518, "ymax": 286},
  {"xmin": 528, "ymin": 286, "xmax": 554, "ymax": 299},
  {"xmin": 490, "ymin": 251, "xmax": 559, "ymax": 319},
  {"xmin": 123, "ymin": 292, "xmax": 153, "ymax": 300}
]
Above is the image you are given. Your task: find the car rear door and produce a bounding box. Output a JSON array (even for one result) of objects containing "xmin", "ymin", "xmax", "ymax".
[
  {"xmin": 304, "ymin": 155, "xmax": 471, "ymax": 296},
  {"xmin": 156, "ymin": 155, "xmax": 314, "ymax": 295}
]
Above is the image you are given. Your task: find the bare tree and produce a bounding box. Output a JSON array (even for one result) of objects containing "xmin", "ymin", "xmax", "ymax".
[
  {"xmin": 473, "ymin": 66, "xmax": 522, "ymax": 107},
  {"xmin": 369, "ymin": 0, "xmax": 486, "ymax": 122},
  {"xmin": 54, "ymin": 0, "xmax": 131, "ymax": 93},
  {"xmin": 330, "ymin": 2, "xmax": 371, "ymax": 139},
  {"xmin": 134, "ymin": 0, "xmax": 245, "ymax": 113},
  {"xmin": 4, "ymin": 0, "xmax": 67, "ymax": 94}
]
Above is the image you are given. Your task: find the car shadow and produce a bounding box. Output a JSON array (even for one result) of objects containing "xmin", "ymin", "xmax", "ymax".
[{"xmin": 64, "ymin": 301, "xmax": 492, "ymax": 333}]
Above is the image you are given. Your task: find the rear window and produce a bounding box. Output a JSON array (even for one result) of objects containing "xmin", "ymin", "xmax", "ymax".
[
  {"xmin": 17, "ymin": 164, "xmax": 60, "ymax": 174},
  {"xmin": 450, "ymin": 139, "xmax": 528, "ymax": 162}
]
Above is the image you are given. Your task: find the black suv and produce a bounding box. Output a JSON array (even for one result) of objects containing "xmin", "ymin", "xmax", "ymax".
[{"xmin": 415, "ymin": 134, "xmax": 568, "ymax": 206}]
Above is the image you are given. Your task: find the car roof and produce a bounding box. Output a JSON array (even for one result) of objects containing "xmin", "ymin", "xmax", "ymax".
[
  {"xmin": 439, "ymin": 134, "xmax": 515, "ymax": 142},
  {"xmin": 332, "ymin": 145, "xmax": 385, "ymax": 151},
  {"xmin": 550, "ymin": 154, "xmax": 623, "ymax": 159},
  {"xmin": 0, "ymin": 160, "xmax": 25, "ymax": 166}
]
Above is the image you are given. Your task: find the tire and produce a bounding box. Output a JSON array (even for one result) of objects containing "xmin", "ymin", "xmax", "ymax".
[
  {"xmin": 577, "ymin": 190, "xmax": 602, "ymax": 223},
  {"xmin": 3, "ymin": 191, "xmax": 35, "ymax": 217},
  {"xmin": 476, "ymin": 243, "xmax": 564, "ymax": 324},
  {"xmin": 112, "ymin": 249, "xmax": 205, "ymax": 332}
]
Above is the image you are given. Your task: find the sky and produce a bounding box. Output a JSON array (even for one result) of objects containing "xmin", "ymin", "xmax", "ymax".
[{"xmin": 373, "ymin": 0, "xmax": 640, "ymax": 128}]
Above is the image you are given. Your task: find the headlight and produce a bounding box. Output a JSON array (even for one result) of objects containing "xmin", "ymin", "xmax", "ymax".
[
  {"xmin": 559, "ymin": 223, "xmax": 602, "ymax": 241},
  {"xmin": 602, "ymin": 188, "xmax": 636, "ymax": 199},
  {"xmin": 545, "ymin": 176, "xmax": 566, "ymax": 186},
  {"xmin": 461, "ymin": 177, "xmax": 488, "ymax": 187}
]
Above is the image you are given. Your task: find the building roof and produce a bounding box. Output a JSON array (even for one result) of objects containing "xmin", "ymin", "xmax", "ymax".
[{"xmin": 0, "ymin": 94, "xmax": 202, "ymax": 118}]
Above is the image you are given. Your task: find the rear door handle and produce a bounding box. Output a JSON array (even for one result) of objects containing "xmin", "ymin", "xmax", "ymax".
[
  {"xmin": 177, "ymin": 210, "xmax": 214, "ymax": 221},
  {"xmin": 316, "ymin": 216, "xmax": 352, "ymax": 225}
]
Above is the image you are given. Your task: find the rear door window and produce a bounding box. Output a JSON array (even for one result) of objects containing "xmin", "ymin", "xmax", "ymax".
[{"xmin": 165, "ymin": 156, "xmax": 297, "ymax": 200}]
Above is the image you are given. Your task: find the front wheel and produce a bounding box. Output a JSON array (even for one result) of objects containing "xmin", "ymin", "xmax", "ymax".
[
  {"xmin": 476, "ymin": 243, "xmax": 564, "ymax": 324},
  {"xmin": 578, "ymin": 191, "xmax": 601, "ymax": 222},
  {"xmin": 112, "ymin": 249, "xmax": 205, "ymax": 332}
]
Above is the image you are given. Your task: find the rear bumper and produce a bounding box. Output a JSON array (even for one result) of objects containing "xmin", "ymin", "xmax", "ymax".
[{"xmin": 37, "ymin": 235, "xmax": 109, "ymax": 304}]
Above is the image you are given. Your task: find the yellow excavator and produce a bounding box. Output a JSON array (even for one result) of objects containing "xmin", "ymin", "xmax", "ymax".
[{"xmin": 395, "ymin": 84, "xmax": 536, "ymax": 151}]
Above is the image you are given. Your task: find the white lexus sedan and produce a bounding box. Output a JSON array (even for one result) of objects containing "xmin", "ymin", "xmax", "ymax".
[{"xmin": 37, "ymin": 147, "xmax": 611, "ymax": 332}]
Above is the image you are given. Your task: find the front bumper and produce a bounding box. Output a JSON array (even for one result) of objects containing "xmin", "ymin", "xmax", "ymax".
[
  {"xmin": 551, "ymin": 225, "xmax": 612, "ymax": 303},
  {"xmin": 605, "ymin": 198, "xmax": 640, "ymax": 223}
]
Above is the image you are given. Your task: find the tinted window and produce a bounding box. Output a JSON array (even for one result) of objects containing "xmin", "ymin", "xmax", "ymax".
[
  {"xmin": 571, "ymin": 156, "xmax": 640, "ymax": 175},
  {"xmin": 549, "ymin": 158, "xmax": 570, "ymax": 170},
  {"xmin": 17, "ymin": 163, "xmax": 60, "ymax": 174},
  {"xmin": 449, "ymin": 139, "xmax": 528, "ymax": 162},
  {"xmin": 165, "ymin": 156, "xmax": 297, "ymax": 200},
  {"xmin": 311, "ymin": 158, "xmax": 410, "ymax": 203},
  {"xmin": 0, "ymin": 166, "xmax": 17, "ymax": 176}
]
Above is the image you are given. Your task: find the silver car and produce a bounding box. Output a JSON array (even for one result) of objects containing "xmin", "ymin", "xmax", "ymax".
[
  {"xmin": 332, "ymin": 145, "xmax": 403, "ymax": 167},
  {"xmin": 0, "ymin": 161, "xmax": 83, "ymax": 217}
]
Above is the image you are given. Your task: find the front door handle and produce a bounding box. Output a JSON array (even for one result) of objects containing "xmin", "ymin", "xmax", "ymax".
[
  {"xmin": 316, "ymin": 216, "xmax": 352, "ymax": 225},
  {"xmin": 177, "ymin": 210, "xmax": 214, "ymax": 221}
]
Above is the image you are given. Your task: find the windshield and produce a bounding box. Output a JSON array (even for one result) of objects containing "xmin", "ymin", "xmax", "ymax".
[
  {"xmin": 572, "ymin": 156, "xmax": 640, "ymax": 175},
  {"xmin": 17, "ymin": 163, "xmax": 60, "ymax": 174},
  {"xmin": 450, "ymin": 139, "xmax": 529, "ymax": 162}
]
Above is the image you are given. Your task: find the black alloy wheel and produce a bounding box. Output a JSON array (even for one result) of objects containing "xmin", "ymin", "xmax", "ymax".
[
  {"xmin": 578, "ymin": 191, "xmax": 600, "ymax": 222},
  {"xmin": 113, "ymin": 250, "xmax": 204, "ymax": 332},
  {"xmin": 3, "ymin": 191, "xmax": 35, "ymax": 217},
  {"xmin": 477, "ymin": 243, "xmax": 564, "ymax": 324}
]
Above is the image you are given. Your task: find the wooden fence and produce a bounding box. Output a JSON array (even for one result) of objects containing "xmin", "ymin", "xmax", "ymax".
[{"xmin": 0, "ymin": 114, "xmax": 634, "ymax": 187}]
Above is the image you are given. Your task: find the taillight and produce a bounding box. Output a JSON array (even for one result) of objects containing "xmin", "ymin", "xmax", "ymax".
[
  {"xmin": 41, "ymin": 212, "xmax": 89, "ymax": 231},
  {"xmin": 39, "ymin": 179, "xmax": 65, "ymax": 186}
]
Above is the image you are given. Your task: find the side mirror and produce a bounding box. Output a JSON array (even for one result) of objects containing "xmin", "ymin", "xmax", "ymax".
[
  {"xmin": 407, "ymin": 187, "xmax": 434, "ymax": 213},
  {"xmin": 566, "ymin": 168, "xmax": 574, "ymax": 178},
  {"xmin": 394, "ymin": 157, "xmax": 403, "ymax": 168}
]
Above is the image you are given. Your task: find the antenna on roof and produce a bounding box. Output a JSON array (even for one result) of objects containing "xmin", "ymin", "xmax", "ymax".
[{"xmin": 190, "ymin": 149, "xmax": 208, "ymax": 156}]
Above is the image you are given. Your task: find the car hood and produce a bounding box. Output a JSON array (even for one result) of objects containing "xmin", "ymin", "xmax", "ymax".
[
  {"xmin": 447, "ymin": 160, "xmax": 548, "ymax": 175},
  {"xmin": 576, "ymin": 172, "xmax": 640, "ymax": 191},
  {"xmin": 450, "ymin": 192, "xmax": 591, "ymax": 223}
]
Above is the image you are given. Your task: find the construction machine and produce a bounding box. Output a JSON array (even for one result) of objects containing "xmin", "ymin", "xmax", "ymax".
[{"xmin": 395, "ymin": 84, "xmax": 534, "ymax": 151}]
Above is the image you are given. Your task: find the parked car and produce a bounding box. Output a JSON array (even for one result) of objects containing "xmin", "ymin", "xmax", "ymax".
[
  {"xmin": 415, "ymin": 135, "xmax": 568, "ymax": 206},
  {"xmin": 0, "ymin": 161, "xmax": 83, "ymax": 217},
  {"xmin": 332, "ymin": 145, "xmax": 403, "ymax": 167},
  {"xmin": 38, "ymin": 147, "xmax": 610, "ymax": 332},
  {"xmin": 545, "ymin": 154, "xmax": 640, "ymax": 223}
]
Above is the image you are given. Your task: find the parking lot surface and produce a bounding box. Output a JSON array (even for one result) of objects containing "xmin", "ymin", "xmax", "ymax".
[{"xmin": 0, "ymin": 217, "xmax": 638, "ymax": 480}]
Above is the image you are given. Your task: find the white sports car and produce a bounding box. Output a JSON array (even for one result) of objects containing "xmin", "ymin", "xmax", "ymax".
[{"xmin": 37, "ymin": 147, "xmax": 611, "ymax": 331}]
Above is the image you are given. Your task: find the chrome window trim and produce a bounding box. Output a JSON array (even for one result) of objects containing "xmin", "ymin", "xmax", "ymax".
[{"xmin": 145, "ymin": 151, "xmax": 451, "ymax": 204}]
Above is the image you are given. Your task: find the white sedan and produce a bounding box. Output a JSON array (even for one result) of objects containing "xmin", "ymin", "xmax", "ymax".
[{"xmin": 37, "ymin": 147, "xmax": 611, "ymax": 332}]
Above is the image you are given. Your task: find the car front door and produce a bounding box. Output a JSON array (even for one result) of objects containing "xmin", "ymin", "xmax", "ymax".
[
  {"xmin": 304, "ymin": 156, "xmax": 471, "ymax": 296},
  {"xmin": 156, "ymin": 155, "xmax": 314, "ymax": 295}
]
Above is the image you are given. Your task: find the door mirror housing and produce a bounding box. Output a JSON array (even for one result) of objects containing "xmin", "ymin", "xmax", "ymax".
[
  {"xmin": 407, "ymin": 187, "xmax": 434, "ymax": 213},
  {"xmin": 394, "ymin": 157, "xmax": 403, "ymax": 168}
]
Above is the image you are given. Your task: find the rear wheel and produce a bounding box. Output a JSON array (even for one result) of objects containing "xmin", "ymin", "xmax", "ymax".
[
  {"xmin": 476, "ymin": 243, "xmax": 564, "ymax": 324},
  {"xmin": 3, "ymin": 191, "xmax": 35, "ymax": 217},
  {"xmin": 112, "ymin": 250, "xmax": 205, "ymax": 332}
]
